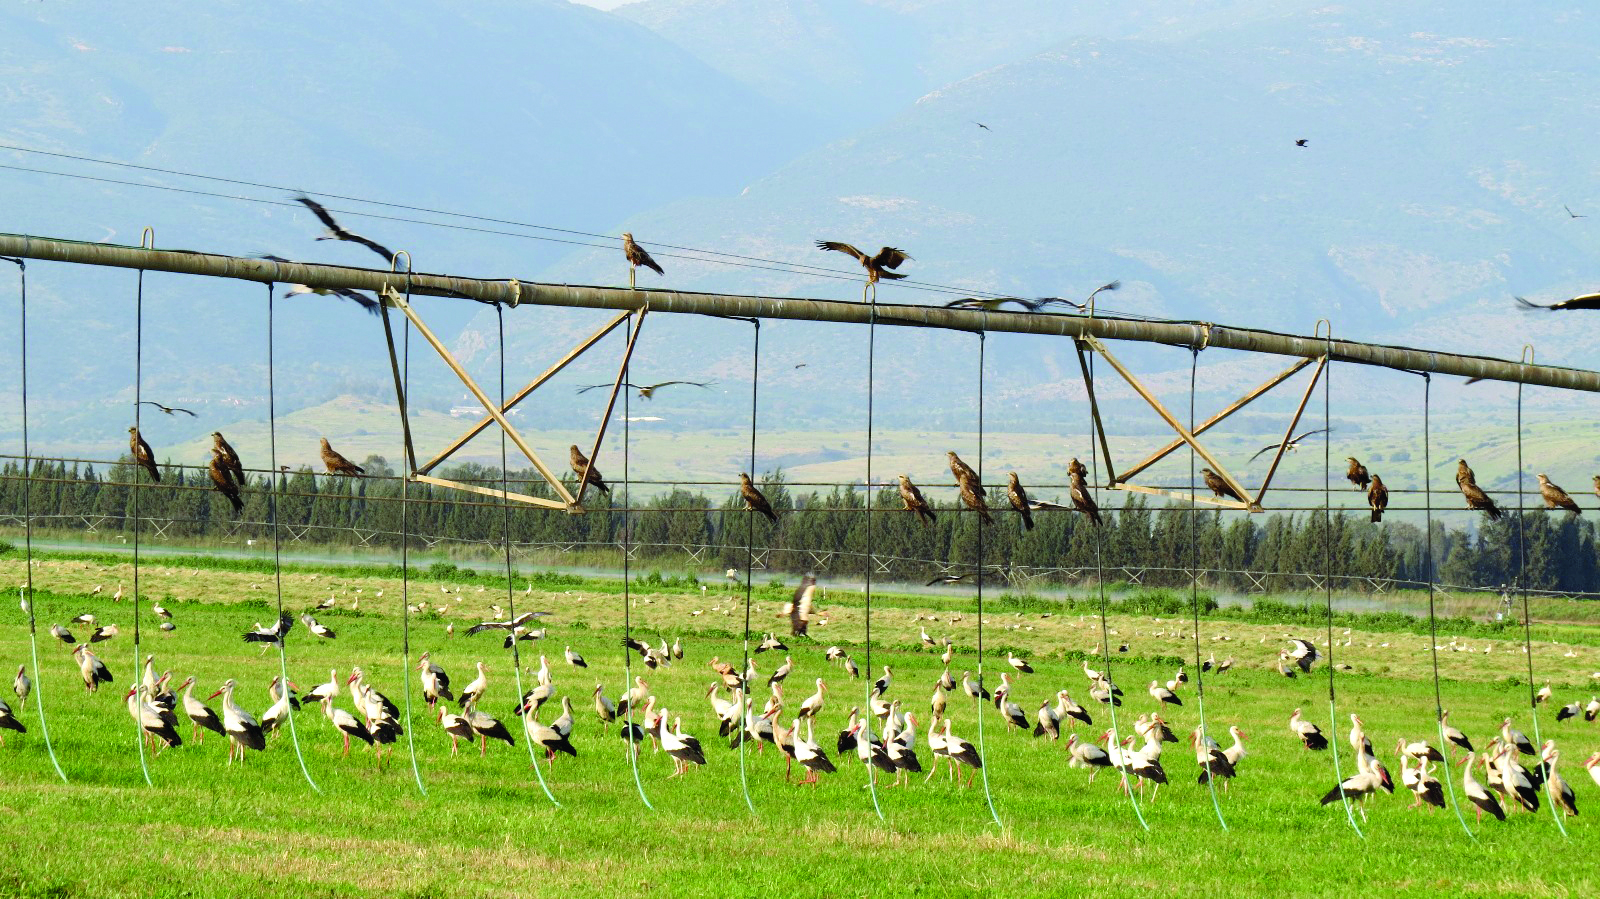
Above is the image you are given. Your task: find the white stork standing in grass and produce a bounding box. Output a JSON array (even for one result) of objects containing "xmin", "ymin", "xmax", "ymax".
[
  {"xmin": 798, "ymin": 678, "xmax": 827, "ymax": 721},
  {"xmin": 521, "ymin": 704, "xmax": 577, "ymax": 768},
  {"xmin": 922, "ymin": 716, "xmax": 949, "ymax": 782},
  {"xmin": 459, "ymin": 662, "xmax": 488, "ymax": 708},
  {"xmin": 1194, "ymin": 726, "xmax": 1245, "ymax": 793},
  {"xmin": 1148, "ymin": 680, "xmax": 1182, "ymax": 707},
  {"xmin": 463, "ymin": 702, "xmax": 515, "ymax": 756},
  {"xmin": 943, "ymin": 719, "xmax": 983, "ymax": 787},
  {"xmin": 1491, "ymin": 743, "xmax": 1541, "ymax": 812},
  {"xmin": 1397, "ymin": 747, "xmax": 1446, "ymax": 811},
  {"xmin": 885, "ymin": 712, "xmax": 922, "ymax": 786},
  {"xmin": 260, "ymin": 678, "xmax": 294, "ymax": 738},
  {"xmin": 325, "ymin": 701, "xmax": 374, "ymax": 757},
  {"xmin": 564, "ymin": 646, "xmax": 587, "ymax": 669},
  {"xmin": 415, "ymin": 653, "xmax": 453, "ymax": 714},
  {"xmin": 1460, "ymin": 752, "xmax": 1506, "ymax": 822},
  {"xmin": 302, "ymin": 669, "xmax": 340, "ymax": 717},
  {"xmin": 440, "ymin": 709, "xmax": 475, "ymax": 755},
  {"xmin": 207, "ymin": 679, "xmax": 265, "ymax": 764},
  {"xmin": 872, "ymin": 665, "xmax": 893, "ymax": 698},
  {"xmin": 13, "ymin": 665, "xmax": 30, "ymax": 712},
  {"xmin": 300, "ymin": 613, "xmax": 336, "ymax": 640},
  {"xmin": 1540, "ymin": 742, "xmax": 1578, "ymax": 817},
  {"xmin": 1400, "ymin": 738, "xmax": 1445, "ymax": 764},
  {"xmin": 72, "ymin": 644, "xmax": 112, "ymax": 692},
  {"xmin": 1066, "ymin": 732, "xmax": 1112, "ymax": 783},
  {"xmin": 654, "ymin": 710, "xmax": 703, "ymax": 778},
  {"xmin": 126, "ymin": 685, "xmax": 182, "ymax": 754},
  {"xmin": 1288, "ymin": 708, "xmax": 1328, "ymax": 750},
  {"xmin": 1006, "ymin": 652, "xmax": 1032, "ymax": 675},
  {"xmin": 178, "ymin": 676, "xmax": 224, "ymax": 745},
  {"xmin": 1055, "ymin": 691, "xmax": 1092, "ymax": 731},
  {"xmin": 1321, "ymin": 750, "xmax": 1386, "ymax": 821},
  {"xmin": 594, "ymin": 684, "xmax": 618, "ymax": 734},
  {"xmin": 792, "ymin": 717, "xmax": 835, "ymax": 785},
  {"xmin": 0, "ymin": 698, "xmax": 26, "ymax": 744},
  {"xmin": 1500, "ymin": 718, "xmax": 1535, "ymax": 756},
  {"xmin": 1440, "ymin": 710, "xmax": 1473, "ymax": 754}
]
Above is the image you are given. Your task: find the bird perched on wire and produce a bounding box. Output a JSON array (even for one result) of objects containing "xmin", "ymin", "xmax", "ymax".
[
  {"xmin": 621, "ymin": 232, "xmax": 664, "ymax": 284},
  {"xmin": 1456, "ymin": 459, "xmax": 1501, "ymax": 520},
  {"xmin": 898, "ymin": 475, "xmax": 936, "ymax": 526},
  {"xmin": 739, "ymin": 473, "xmax": 778, "ymax": 523},
  {"xmin": 260, "ymin": 256, "xmax": 380, "ymax": 315},
  {"xmin": 1515, "ymin": 293, "xmax": 1600, "ymax": 312},
  {"xmin": 1006, "ymin": 473, "xmax": 1035, "ymax": 530},
  {"xmin": 1345, "ymin": 457, "xmax": 1370, "ymax": 490},
  {"xmin": 137, "ymin": 401, "xmax": 195, "ymax": 418},
  {"xmin": 569, "ymin": 445, "xmax": 609, "ymax": 496},
  {"xmin": 211, "ymin": 431, "xmax": 246, "ymax": 488},
  {"xmin": 320, "ymin": 438, "xmax": 365, "ymax": 477},
  {"xmin": 208, "ymin": 450, "xmax": 244, "ymax": 514},
  {"xmin": 128, "ymin": 426, "xmax": 161, "ymax": 483},
  {"xmin": 1069, "ymin": 470, "xmax": 1103, "ymax": 525},
  {"xmin": 947, "ymin": 451, "xmax": 993, "ymax": 525},
  {"xmin": 1201, "ymin": 468, "xmax": 1244, "ymax": 503},
  {"xmin": 577, "ymin": 380, "xmax": 712, "ymax": 400},
  {"xmin": 815, "ymin": 241, "xmax": 911, "ymax": 285},
  {"xmin": 1367, "ymin": 474, "xmax": 1388, "ymax": 523},
  {"xmin": 1538, "ymin": 474, "xmax": 1581, "ymax": 516},
  {"xmin": 293, "ymin": 196, "xmax": 396, "ymax": 265},
  {"xmin": 1248, "ymin": 428, "xmax": 1331, "ymax": 463}
]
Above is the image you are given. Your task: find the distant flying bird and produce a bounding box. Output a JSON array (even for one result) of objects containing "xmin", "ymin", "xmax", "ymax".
[
  {"xmin": 260, "ymin": 256, "xmax": 382, "ymax": 315},
  {"xmin": 137, "ymin": 401, "xmax": 195, "ymax": 418},
  {"xmin": 1006, "ymin": 472, "xmax": 1035, "ymax": 530},
  {"xmin": 973, "ymin": 121, "xmax": 991, "ymax": 131},
  {"xmin": 1295, "ymin": 139, "xmax": 1308, "ymax": 147},
  {"xmin": 739, "ymin": 473, "xmax": 778, "ymax": 523},
  {"xmin": 577, "ymin": 380, "xmax": 712, "ymax": 399},
  {"xmin": 208, "ymin": 451, "xmax": 244, "ymax": 514},
  {"xmin": 945, "ymin": 297, "xmax": 1047, "ymax": 312},
  {"xmin": 947, "ymin": 451, "xmax": 993, "ymax": 525},
  {"xmin": 926, "ymin": 573, "xmax": 973, "ymax": 587},
  {"xmin": 127, "ymin": 426, "xmax": 160, "ymax": 483},
  {"xmin": 1516, "ymin": 293, "xmax": 1600, "ymax": 312},
  {"xmin": 1069, "ymin": 472, "xmax": 1103, "ymax": 525},
  {"xmin": 1538, "ymin": 474, "xmax": 1581, "ymax": 516},
  {"xmin": 897, "ymin": 475, "xmax": 936, "ymax": 526},
  {"xmin": 569, "ymin": 445, "xmax": 610, "ymax": 496},
  {"xmin": 1456, "ymin": 459, "xmax": 1502, "ymax": 520},
  {"xmin": 1248, "ymin": 428, "xmax": 1332, "ymax": 463},
  {"xmin": 1565, "ymin": 204, "xmax": 1586, "ymax": 219},
  {"xmin": 815, "ymin": 241, "xmax": 912, "ymax": 284},
  {"xmin": 293, "ymin": 196, "xmax": 395, "ymax": 264},
  {"xmin": 1367, "ymin": 475, "xmax": 1388, "ymax": 523},
  {"xmin": 1200, "ymin": 468, "xmax": 1244, "ymax": 503},
  {"xmin": 319, "ymin": 438, "xmax": 365, "ymax": 476},
  {"xmin": 212, "ymin": 431, "xmax": 246, "ymax": 488},
  {"xmin": 1345, "ymin": 457, "xmax": 1371, "ymax": 490},
  {"xmin": 622, "ymin": 232, "xmax": 664, "ymax": 282}
]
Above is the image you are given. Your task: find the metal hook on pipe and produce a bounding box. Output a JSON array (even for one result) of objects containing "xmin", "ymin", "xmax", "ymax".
[{"xmin": 139, "ymin": 228, "xmax": 155, "ymax": 250}]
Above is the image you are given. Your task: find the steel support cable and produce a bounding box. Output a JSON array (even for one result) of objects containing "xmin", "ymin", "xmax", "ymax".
[
  {"xmin": 1082, "ymin": 347, "xmax": 1148, "ymax": 830},
  {"xmin": 736, "ymin": 320, "xmax": 761, "ymax": 816},
  {"xmin": 971, "ymin": 330, "xmax": 1003, "ymax": 829},
  {"xmin": 386, "ymin": 271, "xmax": 427, "ymax": 796},
  {"xmin": 1319, "ymin": 332, "xmax": 1360, "ymax": 836},
  {"xmin": 1515, "ymin": 358, "xmax": 1568, "ymax": 836},
  {"xmin": 265, "ymin": 283, "xmax": 320, "ymax": 793},
  {"xmin": 862, "ymin": 305, "xmax": 884, "ymax": 819},
  {"xmin": 1421, "ymin": 374, "xmax": 1477, "ymax": 840},
  {"xmin": 620, "ymin": 315, "xmax": 654, "ymax": 811},
  {"xmin": 495, "ymin": 305, "xmax": 560, "ymax": 806},
  {"xmin": 129, "ymin": 263, "xmax": 153, "ymax": 786},
  {"xmin": 5, "ymin": 255, "xmax": 66, "ymax": 782},
  {"xmin": 1187, "ymin": 347, "xmax": 1227, "ymax": 830}
]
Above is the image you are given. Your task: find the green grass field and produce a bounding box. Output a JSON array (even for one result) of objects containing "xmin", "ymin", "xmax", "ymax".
[{"xmin": 0, "ymin": 550, "xmax": 1596, "ymax": 898}]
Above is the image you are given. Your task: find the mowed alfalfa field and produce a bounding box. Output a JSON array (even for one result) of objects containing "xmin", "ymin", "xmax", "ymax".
[{"xmin": 2, "ymin": 549, "xmax": 1599, "ymax": 898}]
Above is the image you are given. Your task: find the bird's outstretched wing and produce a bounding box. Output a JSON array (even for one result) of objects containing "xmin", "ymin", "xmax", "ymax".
[
  {"xmin": 1566, "ymin": 205, "xmax": 1586, "ymax": 218},
  {"xmin": 642, "ymin": 380, "xmax": 713, "ymax": 391},
  {"xmin": 871, "ymin": 247, "xmax": 912, "ymax": 270},
  {"xmin": 294, "ymin": 195, "xmax": 395, "ymax": 264},
  {"xmin": 139, "ymin": 401, "xmax": 197, "ymax": 417},
  {"xmin": 815, "ymin": 241, "xmax": 867, "ymax": 263},
  {"xmin": 1516, "ymin": 293, "xmax": 1600, "ymax": 311}
]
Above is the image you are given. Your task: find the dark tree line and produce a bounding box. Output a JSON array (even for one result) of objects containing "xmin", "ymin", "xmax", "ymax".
[{"xmin": 3, "ymin": 459, "xmax": 1597, "ymax": 593}]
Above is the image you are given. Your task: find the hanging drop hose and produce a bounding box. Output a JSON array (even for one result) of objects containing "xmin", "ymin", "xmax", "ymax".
[
  {"xmin": 1187, "ymin": 348, "xmax": 1227, "ymax": 831},
  {"xmin": 621, "ymin": 315, "xmax": 654, "ymax": 811},
  {"xmin": 971, "ymin": 331, "xmax": 1002, "ymax": 829},
  {"xmin": 265, "ymin": 284, "xmax": 320, "ymax": 794},
  {"xmin": 1515, "ymin": 357, "xmax": 1568, "ymax": 837},
  {"xmin": 6, "ymin": 255, "xmax": 66, "ymax": 783},
  {"xmin": 1318, "ymin": 332, "xmax": 1359, "ymax": 836},
  {"xmin": 1080, "ymin": 345, "xmax": 1148, "ymax": 831},
  {"xmin": 1421, "ymin": 374, "xmax": 1476, "ymax": 840},
  {"xmin": 736, "ymin": 319, "xmax": 760, "ymax": 816},
  {"xmin": 494, "ymin": 305, "xmax": 560, "ymax": 807},
  {"xmin": 129, "ymin": 266, "xmax": 153, "ymax": 787},
  {"xmin": 861, "ymin": 307, "xmax": 884, "ymax": 820}
]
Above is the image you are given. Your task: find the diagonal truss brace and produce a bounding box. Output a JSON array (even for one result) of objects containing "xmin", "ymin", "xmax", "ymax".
[
  {"xmin": 379, "ymin": 287, "xmax": 642, "ymax": 512},
  {"xmin": 1077, "ymin": 335, "xmax": 1327, "ymax": 512}
]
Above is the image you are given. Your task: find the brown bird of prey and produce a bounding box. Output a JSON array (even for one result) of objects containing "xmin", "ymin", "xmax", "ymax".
[
  {"xmin": 1538, "ymin": 474, "xmax": 1581, "ymax": 516},
  {"xmin": 898, "ymin": 475, "xmax": 936, "ymax": 526},
  {"xmin": 621, "ymin": 232, "xmax": 664, "ymax": 284},
  {"xmin": 1516, "ymin": 293, "xmax": 1600, "ymax": 312},
  {"xmin": 1201, "ymin": 468, "xmax": 1245, "ymax": 503},
  {"xmin": 1593, "ymin": 475, "xmax": 1600, "ymax": 502},
  {"xmin": 1367, "ymin": 474, "xmax": 1388, "ymax": 523},
  {"xmin": 137, "ymin": 401, "xmax": 195, "ymax": 418},
  {"xmin": 1069, "ymin": 472, "xmax": 1103, "ymax": 525},
  {"xmin": 1006, "ymin": 472, "xmax": 1035, "ymax": 530},
  {"xmin": 294, "ymin": 196, "xmax": 395, "ymax": 264},
  {"xmin": 739, "ymin": 473, "xmax": 778, "ymax": 523},
  {"xmin": 1068, "ymin": 457, "xmax": 1088, "ymax": 482},
  {"xmin": 128, "ymin": 426, "xmax": 160, "ymax": 483},
  {"xmin": 1345, "ymin": 457, "xmax": 1370, "ymax": 490},
  {"xmin": 815, "ymin": 241, "xmax": 911, "ymax": 284},
  {"xmin": 569, "ymin": 445, "xmax": 609, "ymax": 496},
  {"xmin": 1456, "ymin": 460, "xmax": 1501, "ymax": 520},
  {"xmin": 212, "ymin": 431, "xmax": 246, "ymax": 489},
  {"xmin": 208, "ymin": 450, "xmax": 244, "ymax": 514},
  {"xmin": 947, "ymin": 451, "xmax": 993, "ymax": 525},
  {"xmin": 319, "ymin": 438, "xmax": 365, "ymax": 477}
]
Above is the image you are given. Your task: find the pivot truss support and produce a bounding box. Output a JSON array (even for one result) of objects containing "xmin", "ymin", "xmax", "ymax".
[
  {"xmin": 380, "ymin": 287, "xmax": 646, "ymax": 512},
  {"xmin": 1076, "ymin": 335, "xmax": 1326, "ymax": 512}
]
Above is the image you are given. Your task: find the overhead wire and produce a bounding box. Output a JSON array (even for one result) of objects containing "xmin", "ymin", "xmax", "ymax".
[{"xmin": 5, "ymin": 254, "xmax": 66, "ymax": 782}]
